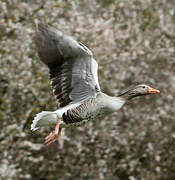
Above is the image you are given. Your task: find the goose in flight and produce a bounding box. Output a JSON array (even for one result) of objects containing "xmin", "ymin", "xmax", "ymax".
[{"xmin": 31, "ymin": 23, "xmax": 160, "ymax": 146}]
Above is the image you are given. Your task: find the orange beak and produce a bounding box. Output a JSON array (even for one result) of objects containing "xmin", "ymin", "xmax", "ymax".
[{"xmin": 148, "ymin": 87, "xmax": 160, "ymax": 94}]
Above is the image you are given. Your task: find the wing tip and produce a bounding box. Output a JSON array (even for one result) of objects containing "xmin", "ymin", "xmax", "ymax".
[
  {"xmin": 35, "ymin": 21, "xmax": 62, "ymax": 39},
  {"xmin": 35, "ymin": 21, "xmax": 48, "ymax": 32}
]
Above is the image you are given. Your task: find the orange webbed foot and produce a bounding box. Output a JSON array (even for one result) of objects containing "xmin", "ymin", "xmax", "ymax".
[{"xmin": 44, "ymin": 118, "xmax": 62, "ymax": 146}]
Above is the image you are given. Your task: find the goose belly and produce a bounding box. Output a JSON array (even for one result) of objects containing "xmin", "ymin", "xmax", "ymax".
[
  {"xmin": 60, "ymin": 106, "xmax": 113, "ymax": 128},
  {"xmin": 62, "ymin": 100, "xmax": 114, "ymax": 126}
]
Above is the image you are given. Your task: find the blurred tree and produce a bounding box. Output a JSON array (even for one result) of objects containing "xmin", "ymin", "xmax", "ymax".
[{"xmin": 0, "ymin": 0, "xmax": 175, "ymax": 179}]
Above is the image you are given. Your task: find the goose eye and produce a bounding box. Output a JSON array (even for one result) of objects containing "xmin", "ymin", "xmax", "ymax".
[{"xmin": 142, "ymin": 86, "xmax": 146, "ymax": 88}]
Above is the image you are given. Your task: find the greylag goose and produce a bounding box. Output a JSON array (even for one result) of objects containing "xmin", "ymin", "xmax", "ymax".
[{"xmin": 31, "ymin": 23, "xmax": 160, "ymax": 146}]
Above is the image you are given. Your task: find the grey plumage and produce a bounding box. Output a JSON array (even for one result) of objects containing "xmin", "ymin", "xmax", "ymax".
[
  {"xmin": 35, "ymin": 23, "xmax": 100, "ymax": 107},
  {"xmin": 62, "ymin": 92, "xmax": 124, "ymax": 125},
  {"xmin": 32, "ymin": 23, "xmax": 159, "ymax": 135}
]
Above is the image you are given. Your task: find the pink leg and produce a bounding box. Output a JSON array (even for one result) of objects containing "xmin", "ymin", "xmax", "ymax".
[{"xmin": 44, "ymin": 118, "xmax": 62, "ymax": 146}]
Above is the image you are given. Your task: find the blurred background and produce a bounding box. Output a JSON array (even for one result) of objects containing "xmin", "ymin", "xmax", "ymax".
[{"xmin": 0, "ymin": 0, "xmax": 175, "ymax": 179}]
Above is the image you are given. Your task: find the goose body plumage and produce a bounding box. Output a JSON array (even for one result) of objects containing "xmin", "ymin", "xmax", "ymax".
[{"xmin": 60, "ymin": 92, "xmax": 125, "ymax": 126}]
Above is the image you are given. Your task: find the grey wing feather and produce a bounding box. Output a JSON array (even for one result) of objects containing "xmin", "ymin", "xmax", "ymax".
[{"xmin": 35, "ymin": 23, "xmax": 101, "ymax": 107}]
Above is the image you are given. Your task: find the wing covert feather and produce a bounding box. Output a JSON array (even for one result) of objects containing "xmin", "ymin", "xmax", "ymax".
[{"xmin": 35, "ymin": 23, "xmax": 101, "ymax": 107}]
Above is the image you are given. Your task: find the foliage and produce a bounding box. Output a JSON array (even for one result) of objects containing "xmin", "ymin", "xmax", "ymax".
[{"xmin": 0, "ymin": 0, "xmax": 175, "ymax": 179}]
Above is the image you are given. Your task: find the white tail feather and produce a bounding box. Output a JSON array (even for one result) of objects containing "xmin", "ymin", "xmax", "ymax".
[
  {"xmin": 31, "ymin": 111, "xmax": 58, "ymax": 131},
  {"xmin": 31, "ymin": 103, "xmax": 81, "ymax": 131}
]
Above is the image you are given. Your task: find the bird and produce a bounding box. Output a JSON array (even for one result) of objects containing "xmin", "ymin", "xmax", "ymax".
[{"xmin": 31, "ymin": 23, "xmax": 160, "ymax": 146}]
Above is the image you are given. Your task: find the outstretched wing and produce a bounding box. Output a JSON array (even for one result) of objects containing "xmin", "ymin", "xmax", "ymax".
[{"xmin": 35, "ymin": 23, "xmax": 101, "ymax": 107}]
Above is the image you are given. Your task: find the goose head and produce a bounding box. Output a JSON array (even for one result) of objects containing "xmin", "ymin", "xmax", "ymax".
[{"xmin": 118, "ymin": 84, "xmax": 160, "ymax": 101}]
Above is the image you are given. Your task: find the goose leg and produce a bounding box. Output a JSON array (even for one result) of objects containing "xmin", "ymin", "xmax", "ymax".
[{"xmin": 44, "ymin": 118, "xmax": 62, "ymax": 146}]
